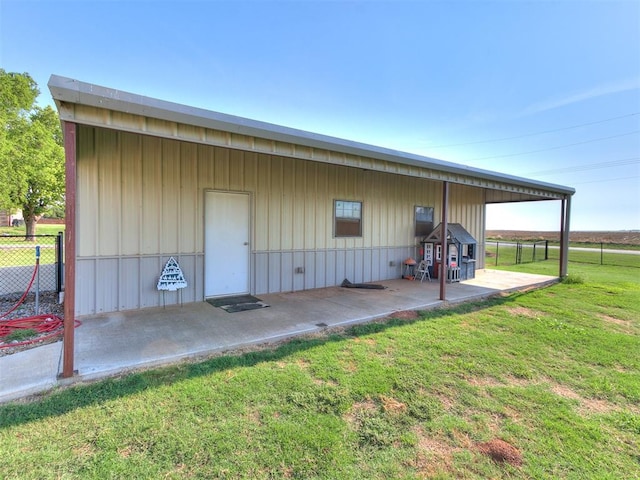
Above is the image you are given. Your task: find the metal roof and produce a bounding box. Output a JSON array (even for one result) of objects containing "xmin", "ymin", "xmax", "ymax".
[{"xmin": 48, "ymin": 74, "xmax": 575, "ymax": 198}]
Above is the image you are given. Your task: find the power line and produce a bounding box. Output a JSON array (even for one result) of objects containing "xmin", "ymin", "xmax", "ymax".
[
  {"xmin": 424, "ymin": 112, "xmax": 640, "ymax": 149},
  {"xmin": 526, "ymin": 157, "xmax": 640, "ymax": 176},
  {"xmin": 465, "ymin": 130, "xmax": 640, "ymax": 162},
  {"xmin": 571, "ymin": 175, "xmax": 640, "ymax": 186}
]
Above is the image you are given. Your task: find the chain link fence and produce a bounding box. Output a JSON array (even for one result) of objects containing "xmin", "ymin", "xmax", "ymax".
[
  {"xmin": 485, "ymin": 241, "xmax": 548, "ymax": 267},
  {"xmin": 0, "ymin": 233, "xmax": 63, "ymax": 297},
  {"xmin": 485, "ymin": 240, "xmax": 640, "ymax": 268}
]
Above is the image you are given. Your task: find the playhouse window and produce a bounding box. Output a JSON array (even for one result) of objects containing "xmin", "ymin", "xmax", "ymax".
[
  {"xmin": 415, "ymin": 206, "xmax": 434, "ymax": 236},
  {"xmin": 334, "ymin": 200, "xmax": 362, "ymax": 237}
]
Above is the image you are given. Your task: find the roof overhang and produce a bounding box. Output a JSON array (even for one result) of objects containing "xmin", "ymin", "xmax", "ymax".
[{"xmin": 48, "ymin": 74, "xmax": 575, "ymax": 202}]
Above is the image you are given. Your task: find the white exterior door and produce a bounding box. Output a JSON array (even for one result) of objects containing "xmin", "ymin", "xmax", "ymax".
[{"xmin": 205, "ymin": 191, "xmax": 251, "ymax": 298}]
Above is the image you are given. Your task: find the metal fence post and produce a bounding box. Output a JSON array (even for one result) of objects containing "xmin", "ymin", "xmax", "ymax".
[
  {"xmin": 57, "ymin": 231, "xmax": 63, "ymax": 293},
  {"xmin": 495, "ymin": 242, "xmax": 499, "ymax": 266},
  {"xmin": 35, "ymin": 245, "xmax": 41, "ymax": 315}
]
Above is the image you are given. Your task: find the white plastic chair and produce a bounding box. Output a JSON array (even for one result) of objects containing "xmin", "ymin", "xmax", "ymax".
[{"xmin": 415, "ymin": 260, "xmax": 431, "ymax": 282}]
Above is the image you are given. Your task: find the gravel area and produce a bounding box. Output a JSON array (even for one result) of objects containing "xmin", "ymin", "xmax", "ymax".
[{"xmin": 0, "ymin": 292, "xmax": 64, "ymax": 356}]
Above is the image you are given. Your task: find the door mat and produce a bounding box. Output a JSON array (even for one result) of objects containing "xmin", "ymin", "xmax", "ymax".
[{"xmin": 207, "ymin": 295, "xmax": 269, "ymax": 313}]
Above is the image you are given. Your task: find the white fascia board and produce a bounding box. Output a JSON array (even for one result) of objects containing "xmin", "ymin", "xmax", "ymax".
[{"xmin": 48, "ymin": 74, "xmax": 575, "ymax": 197}]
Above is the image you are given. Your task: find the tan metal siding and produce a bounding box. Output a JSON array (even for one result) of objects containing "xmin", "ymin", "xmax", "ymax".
[
  {"xmin": 74, "ymin": 125, "xmax": 486, "ymax": 315},
  {"xmin": 120, "ymin": 133, "xmax": 142, "ymax": 256},
  {"xmin": 141, "ymin": 136, "xmax": 162, "ymax": 254}
]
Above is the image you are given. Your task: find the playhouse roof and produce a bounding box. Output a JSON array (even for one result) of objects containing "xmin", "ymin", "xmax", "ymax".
[{"xmin": 424, "ymin": 223, "xmax": 477, "ymax": 245}]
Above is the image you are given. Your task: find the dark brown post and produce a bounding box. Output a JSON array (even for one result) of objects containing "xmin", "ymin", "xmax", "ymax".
[
  {"xmin": 62, "ymin": 121, "xmax": 77, "ymax": 378},
  {"xmin": 439, "ymin": 181, "xmax": 449, "ymax": 301},
  {"xmin": 559, "ymin": 195, "xmax": 571, "ymax": 278}
]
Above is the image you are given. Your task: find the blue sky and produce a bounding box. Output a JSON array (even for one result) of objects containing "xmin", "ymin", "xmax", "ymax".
[{"xmin": 1, "ymin": 0, "xmax": 638, "ymax": 231}]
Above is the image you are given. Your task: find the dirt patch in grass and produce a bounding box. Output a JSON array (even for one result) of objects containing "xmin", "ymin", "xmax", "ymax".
[
  {"xmin": 506, "ymin": 306, "xmax": 542, "ymax": 318},
  {"xmin": 549, "ymin": 381, "xmax": 640, "ymax": 416},
  {"xmin": 410, "ymin": 426, "xmax": 460, "ymax": 476},
  {"xmin": 467, "ymin": 376, "xmax": 503, "ymax": 388},
  {"xmin": 345, "ymin": 399, "xmax": 377, "ymax": 420},
  {"xmin": 597, "ymin": 314, "xmax": 635, "ymax": 334},
  {"xmin": 380, "ymin": 395, "xmax": 406, "ymax": 414},
  {"xmin": 476, "ymin": 438, "xmax": 523, "ymax": 467},
  {"xmin": 388, "ymin": 310, "xmax": 420, "ymax": 320}
]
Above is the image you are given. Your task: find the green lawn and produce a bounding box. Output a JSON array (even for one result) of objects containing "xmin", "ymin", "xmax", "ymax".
[
  {"xmin": 0, "ymin": 225, "xmax": 64, "ymax": 267},
  {"xmin": 0, "ymin": 261, "xmax": 638, "ymax": 479},
  {"xmin": 0, "ymin": 224, "xmax": 65, "ymax": 237}
]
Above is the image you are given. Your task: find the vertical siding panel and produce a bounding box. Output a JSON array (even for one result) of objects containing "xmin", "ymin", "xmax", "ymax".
[
  {"xmin": 371, "ymin": 249, "xmax": 380, "ymax": 280},
  {"xmin": 214, "ymin": 147, "xmax": 230, "ymax": 190},
  {"xmin": 335, "ymin": 250, "xmax": 346, "ymax": 283},
  {"xmin": 255, "ymin": 154, "xmax": 270, "ymax": 251},
  {"xmin": 281, "ymin": 252, "xmax": 293, "ymax": 292},
  {"xmin": 354, "ymin": 249, "xmax": 364, "ymax": 283},
  {"xmin": 161, "ymin": 140, "xmax": 180, "ymax": 254},
  {"xmin": 195, "ymin": 254, "xmax": 204, "ymax": 301},
  {"xmin": 77, "ymin": 127, "xmax": 97, "ymax": 257},
  {"xmin": 97, "ymin": 129, "xmax": 120, "ymax": 256},
  {"xmin": 268, "ymin": 252, "xmax": 281, "ymax": 293},
  {"xmin": 345, "ymin": 250, "xmax": 356, "ymax": 282},
  {"xmin": 315, "ymin": 163, "xmax": 328, "ymax": 250},
  {"xmin": 228, "ymin": 149, "xmax": 244, "ymax": 191},
  {"xmin": 140, "ymin": 257, "xmax": 161, "ymax": 308},
  {"xmin": 281, "ymin": 157, "xmax": 294, "ymax": 251},
  {"xmin": 293, "ymin": 251, "xmax": 305, "ymax": 291},
  {"xmin": 315, "ymin": 251, "xmax": 325, "ymax": 288},
  {"xmin": 304, "ymin": 163, "xmax": 316, "ymax": 250},
  {"xmin": 119, "ymin": 257, "xmax": 140, "ymax": 310},
  {"xmin": 95, "ymin": 258, "xmax": 119, "ymax": 313},
  {"xmin": 198, "ymin": 144, "xmax": 215, "ymax": 191},
  {"xmin": 375, "ymin": 172, "xmax": 387, "ymax": 247},
  {"xmin": 75, "ymin": 259, "xmax": 96, "ymax": 316},
  {"xmin": 304, "ymin": 251, "xmax": 315, "ymax": 289},
  {"xmin": 293, "ymin": 160, "xmax": 306, "ymax": 250},
  {"xmin": 180, "ymin": 142, "xmax": 198, "ymax": 253},
  {"xmin": 178, "ymin": 255, "xmax": 196, "ymax": 303},
  {"xmin": 269, "ymin": 156, "xmax": 282, "ymax": 251},
  {"xmin": 363, "ymin": 249, "xmax": 372, "ymax": 282},
  {"xmin": 120, "ymin": 133, "xmax": 142, "ymax": 256},
  {"xmin": 141, "ymin": 137, "xmax": 162, "ymax": 254},
  {"xmin": 325, "ymin": 250, "xmax": 336, "ymax": 286},
  {"xmin": 255, "ymin": 252, "xmax": 269, "ymax": 294}
]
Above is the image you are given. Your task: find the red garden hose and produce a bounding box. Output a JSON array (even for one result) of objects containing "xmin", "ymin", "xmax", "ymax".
[{"xmin": 0, "ymin": 262, "xmax": 81, "ymax": 349}]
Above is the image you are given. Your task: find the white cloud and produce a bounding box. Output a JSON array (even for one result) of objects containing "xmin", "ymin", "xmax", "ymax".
[{"xmin": 521, "ymin": 78, "xmax": 640, "ymax": 116}]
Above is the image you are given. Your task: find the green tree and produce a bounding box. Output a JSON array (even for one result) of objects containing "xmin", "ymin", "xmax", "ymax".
[{"xmin": 0, "ymin": 70, "xmax": 64, "ymax": 239}]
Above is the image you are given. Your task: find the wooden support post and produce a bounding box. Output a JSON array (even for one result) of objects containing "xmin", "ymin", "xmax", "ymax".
[
  {"xmin": 439, "ymin": 181, "xmax": 449, "ymax": 301},
  {"xmin": 62, "ymin": 121, "xmax": 77, "ymax": 378},
  {"xmin": 559, "ymin": 195, "xmax": 571, "ymax": 278}
]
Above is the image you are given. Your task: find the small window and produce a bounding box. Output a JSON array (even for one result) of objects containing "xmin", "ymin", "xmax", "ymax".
[
  {"xmin": 334, "ymin": 200, "xmax": 362, "ymax": 237},
  {"xmin": 415, "ymin": 206, "xmax": 434, "ymax": 237}
]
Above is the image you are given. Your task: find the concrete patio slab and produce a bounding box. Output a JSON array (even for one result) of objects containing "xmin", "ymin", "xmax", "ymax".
[{"xmin": 0, "ymin": 269, "xmax": 557, "ymax": 403}]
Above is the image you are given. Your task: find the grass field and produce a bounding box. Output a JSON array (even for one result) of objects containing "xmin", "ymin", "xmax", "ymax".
[
  {"xmin": 0, "ymin": 225, "xmax": 64, "ymax": 267},
  {"xmin": 485, "ymin": 242, "xmax": 640, "ymax": 269},
  {"xmin": 0, "ymin": 261, "xmax": 638, "ymax": 479},
  {"xmin": 0, "ymin": 224, "xmax": 65, "ymax": 237}
]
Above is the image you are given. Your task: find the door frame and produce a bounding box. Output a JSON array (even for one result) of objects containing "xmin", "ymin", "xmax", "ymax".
[{"xmin": 203, "ymin": 189, "xmax": 253, "ymax": 299}]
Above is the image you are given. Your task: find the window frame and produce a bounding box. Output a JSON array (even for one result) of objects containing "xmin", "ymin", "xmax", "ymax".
[
  {"xmin": 333, "ymin": 199, "xmax": 363, "ymax": 238},
  {"xmin": 414, "ymin": 205, "xmax": 434, "ymax": 237}
]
